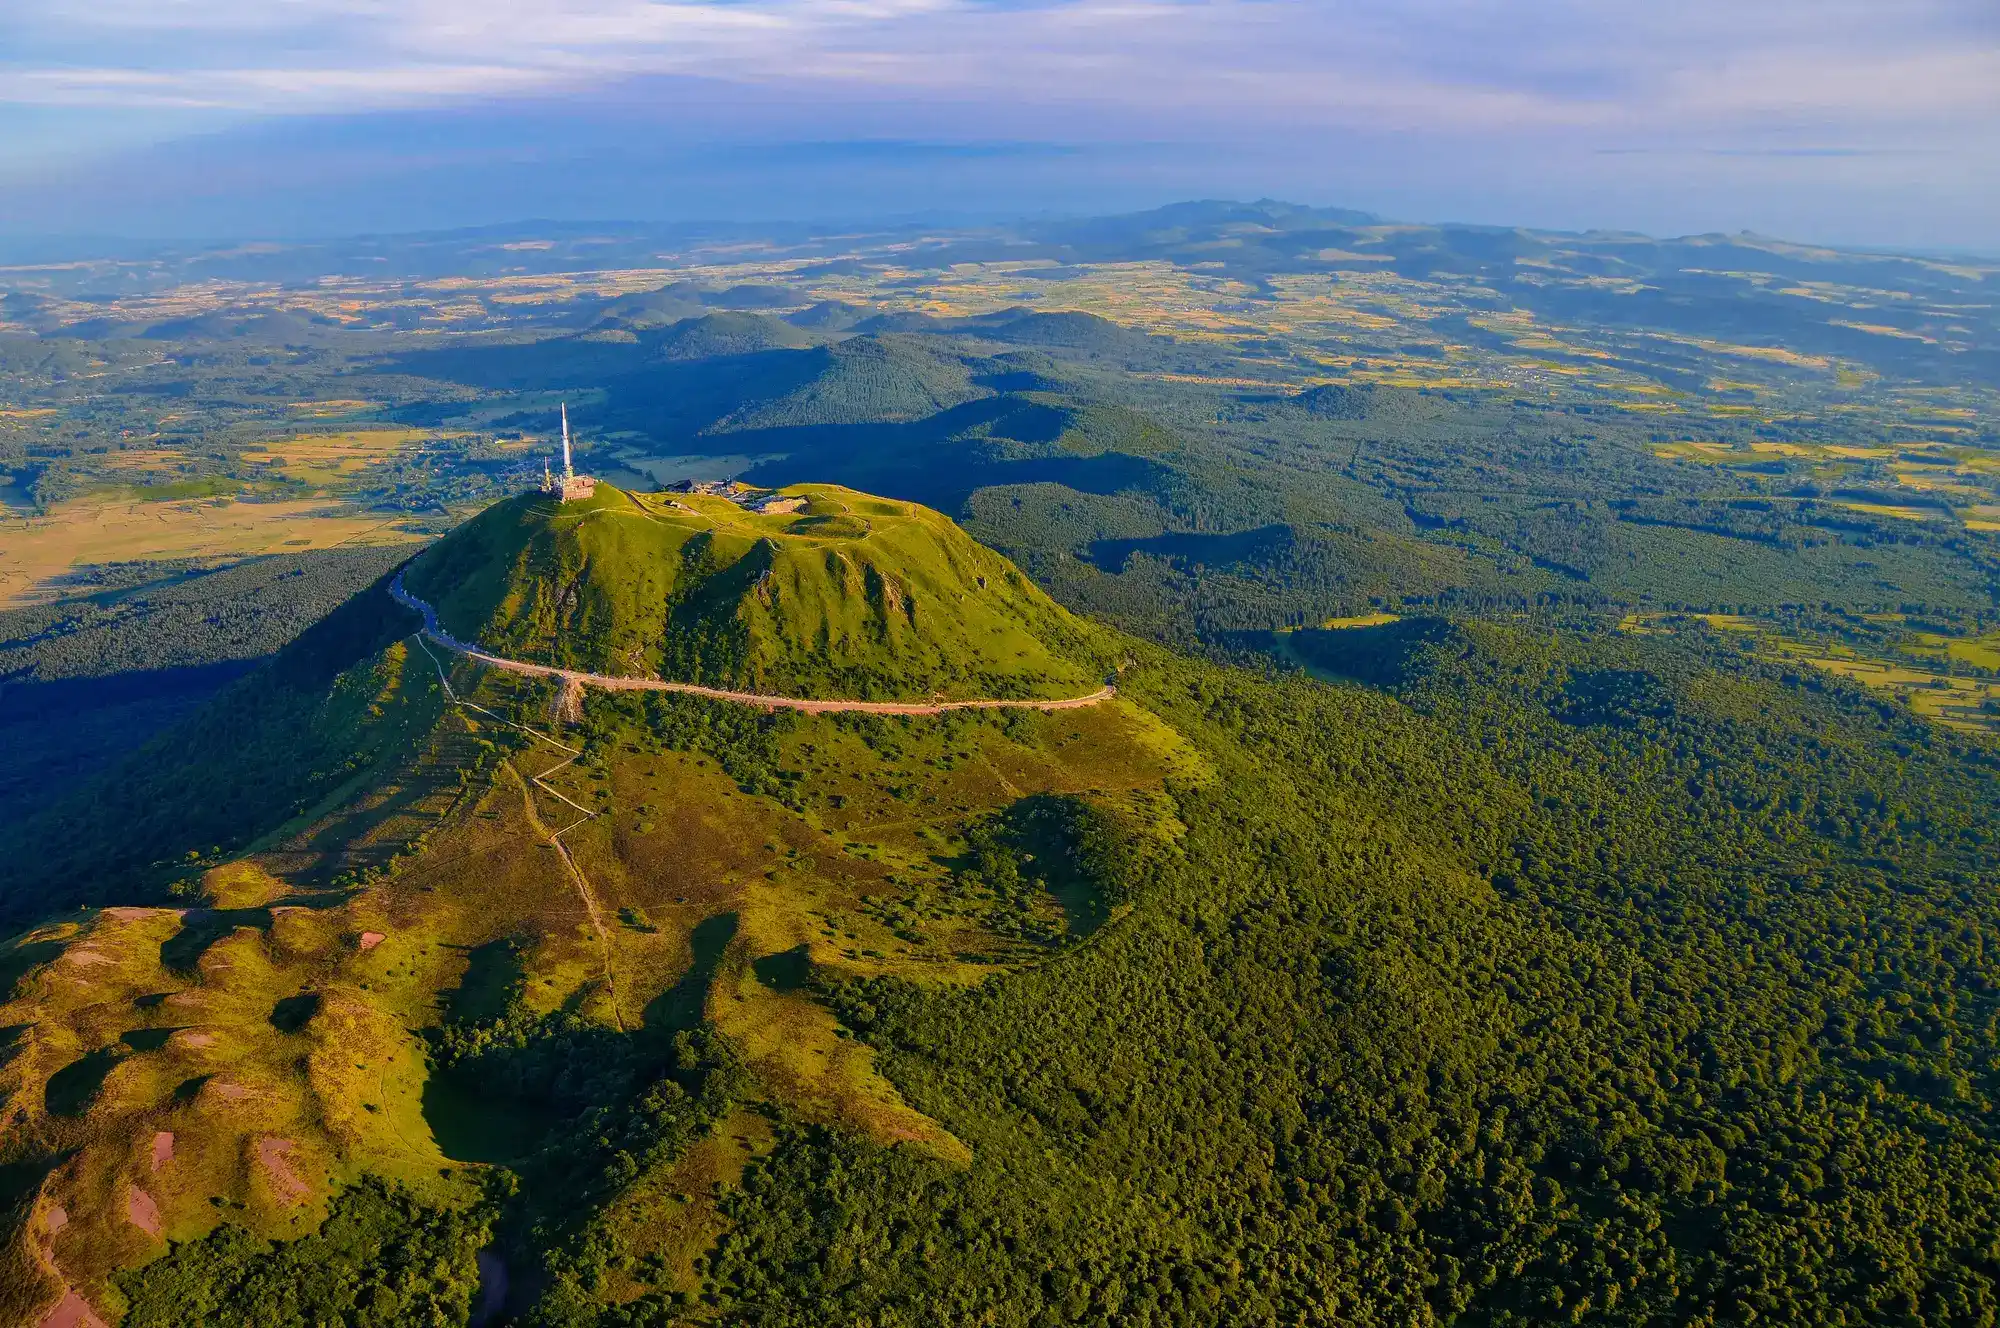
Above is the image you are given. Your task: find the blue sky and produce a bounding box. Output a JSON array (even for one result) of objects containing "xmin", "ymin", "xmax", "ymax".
[{"xmin": 1, "ymin": 0, "xmax": 1996, "ymax": 248}]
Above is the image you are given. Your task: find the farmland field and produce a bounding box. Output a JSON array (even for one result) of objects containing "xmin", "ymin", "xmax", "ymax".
[
  {"xmin": 5, "ymin": 201, "xmax": 2000, "ymax": 1328},
  {"xmin": 0, "ymin": 493, "xmax": 426, "ymax": 605}
]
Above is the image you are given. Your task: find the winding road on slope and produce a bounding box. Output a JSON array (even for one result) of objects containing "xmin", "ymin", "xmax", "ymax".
[{"xmin": 390, "ymin": 574, "xmax": 1116, "ymax": 715}]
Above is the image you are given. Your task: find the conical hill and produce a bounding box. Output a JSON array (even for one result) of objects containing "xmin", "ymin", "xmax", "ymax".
[{"xmin": 401, "ymin": 483, "xmax": 1104, "ymax": 701}]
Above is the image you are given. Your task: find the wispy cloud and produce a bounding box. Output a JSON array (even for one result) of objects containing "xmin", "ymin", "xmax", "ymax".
[
  {"xmin": 0, "ymin": 0, "xmax": 1994, "ymax": 247},
  {"xmin": 1, "ymin": 0, "xmax": 1994, "ymax": 137}
]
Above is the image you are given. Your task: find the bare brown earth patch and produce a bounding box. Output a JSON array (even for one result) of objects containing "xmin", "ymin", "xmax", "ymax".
[
  {"xmin": 124, "ymin": 1187, "xmax": 162, "ymax": 1239},
  {"xmin": 36, "ymin": 1290, "xmax": 107, "ymax": 1328},
  {"xmin": 101, "ymin": 908, "xmax": 180, "ymax": 923},
  {"xmin": 149, "ymin": 1131, "xmax": 174, "ymax": 1172},
  {"xmin": 256, "ymin": 1137, "xmax": 311, "ymax": 1206}
]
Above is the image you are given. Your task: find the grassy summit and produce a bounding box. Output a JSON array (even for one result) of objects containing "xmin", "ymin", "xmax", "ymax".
[
  {"xmin": 0, "ymin": 481, "xmax": 1188, "ymax": 1320},
  {"xmin": 402, "ymin": 483, "xmax": 1103, "ymax": 701},
  {"xmin": 10, "ymin": 509, "xmax": 2000, "ymax": 1323}
]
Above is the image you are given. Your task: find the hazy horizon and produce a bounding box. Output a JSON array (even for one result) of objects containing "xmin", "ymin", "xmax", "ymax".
[
  {"xmin": 2, "ymin": 1, "xmax": 1996, "ymax": 252},
  {"xmin": 4, "ymin": 199, "xmax": 1999, "ymax": 270}
]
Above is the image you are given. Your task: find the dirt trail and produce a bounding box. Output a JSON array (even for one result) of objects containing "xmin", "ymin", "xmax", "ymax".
[
  {"xmin": 503, "ymin": 759, "xmax": 623, "ymax": 1032},
  {"xmin": 409, "ymin": 632, "xmax": 625, "ymax": 1031},
  {"xmin": 391, "ymin": 575, "xmax": 1115, "ymax": 715}
]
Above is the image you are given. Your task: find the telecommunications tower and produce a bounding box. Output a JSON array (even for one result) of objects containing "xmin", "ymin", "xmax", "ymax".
[{"xmin": 541, "ymin": 400, "xmax": 596, "ymax": 502}]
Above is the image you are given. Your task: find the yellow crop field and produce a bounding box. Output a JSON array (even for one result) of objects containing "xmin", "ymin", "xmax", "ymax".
[
  {"xmin": 1652, "ymin": 441, "xmax": 1745, "ymax": 462},
  {"xmin": 1619, "ymin": 614, "xmax": 2000, "ymax": 735},
  {"xmin": 91, "ymin": 449, "xmax": 190, "ymax": 471},
  {"xmin": 1892, "ymin": 470, "xmax": 1987, "ymax": 498},
  {"xmin": 242, "ymin": 429, "xmax": 438, "ymax": 486},
  {"xmin": 1907, "ymin": 683, "xmax": 2000, "ymax": 732},
  {"xmin": 1765, "ymin": 641, "xmax": 2000, "ymax": 734},
  {"xmin": 1837, "ymin": 501, "xmax": 1933, "ymax": 521},
  {"xmin": 1646, "ymin": 334, "xmax": 1832, "ymax": 370},
  {"xmin": 1903, "ymin": 629, "xmax": 2000, "ymax": 672},
  {"xmin": 1146, "ymin": 372, "xmax": 1298, "ymax": 389},
  {"xmin": 285, "ymin": 399, "xmax": 380, "ymax": 416},
  {"xmin": 0, "ymin": 494, "xmax": 426, "ymax": 605},
  {"xmin": 1830, "ymin": 321, "xmax": 1934, "ymax": 342},
  {"xmin": 1806, "ymin": 657, "xmax": 1938, "ymax": 687}
]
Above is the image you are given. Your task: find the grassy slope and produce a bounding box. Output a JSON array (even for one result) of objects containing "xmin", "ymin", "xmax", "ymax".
[
  {"xmin": 9, "ymin": 600, "xmax": 2000, "ymax": 1325},
  {"xmin": 0, "ymin": 487, "xmax": 1187, "ymax": 1322},
  {"xmin": 0, "ymin": 577, "xmax": 438, "ymax": 926},
  {"xmin": 0, "ymin": 548, "xmax": 416, "ymax": 822},
  {"xmin": 404, "ymin": 483, "xmax": 1105, "ymax": 701},
  {"xmin": 0, "ymin": 673, "xmax": 1190, "ymax": 1321}
]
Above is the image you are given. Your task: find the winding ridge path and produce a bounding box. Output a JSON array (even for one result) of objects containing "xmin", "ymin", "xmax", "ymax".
[
  {"xmin": 390, "ymin": 574, "xmax": 1116, "ymax": 715},
  {"xmin": 408, "ymin": 630, "xmax": 627, "ymax": 1029}
]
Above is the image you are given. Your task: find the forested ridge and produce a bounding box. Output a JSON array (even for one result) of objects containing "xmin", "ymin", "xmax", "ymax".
[
  {"xmin": 673, "ymin": 631, "xmax": 2000, "ymax": 1327},
  {"xmin": 6, "ymin": 199, "xmax": 2000, "ymax": 1324},
  {"xmin": 84, "ymin": 613, "xmax": 2000, "ymax": 1326},
  {"xmin": 0, "ymin": 548, "xmax": 412, "ymax": 820}
]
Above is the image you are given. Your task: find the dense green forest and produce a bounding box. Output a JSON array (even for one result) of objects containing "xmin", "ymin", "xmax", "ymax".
[
  {"xmin": 543, "ymin": 628, "xmax": 2000, "ymax": 1325},
  {"xmin": 3, "ymin": 204, "xmax": 1999, "ymax": 1326},
  {"xmin": 12, "ymin": 597, "xmax": 1998, "ymax": 1325},
  {"xmin": 0, "ymin": 549, "xmax": 409, "ymax": 818}
]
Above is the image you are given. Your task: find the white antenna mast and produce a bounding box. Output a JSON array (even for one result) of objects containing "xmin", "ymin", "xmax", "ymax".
[{"xmin": 561, "ymin": 401, "xmax": 573, "ymax": 481}]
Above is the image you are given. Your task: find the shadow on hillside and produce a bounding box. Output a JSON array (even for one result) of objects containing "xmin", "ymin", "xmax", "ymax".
[
  {"xmin": 423, "ymin": 1071, "xmax": 555, "ymax": 1166},
  {"xmin": 435, "ymin": 938, "xmax": 523, "ymax": 1025},
  {"xmin": 44, "ymin": 1046, "xmax": 122, "ymax": 1117},
  {"xmin": 0, "ymin": 663, "xmax": 258, "ymax": 823},
  {"xmin": 0, "ymin": 942, "xmax": 65, "ymax": 1002},
  {"xmin": 644, "ymin": 911, "xmax": 739, "ymax": 1033},
  {"xmin": 156, "ymin": 893, "xmax": 352, "ymax": 974},
  {"xmin": 735, "ymin": 412, "xmax": 1172, "ymax": 515}
]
